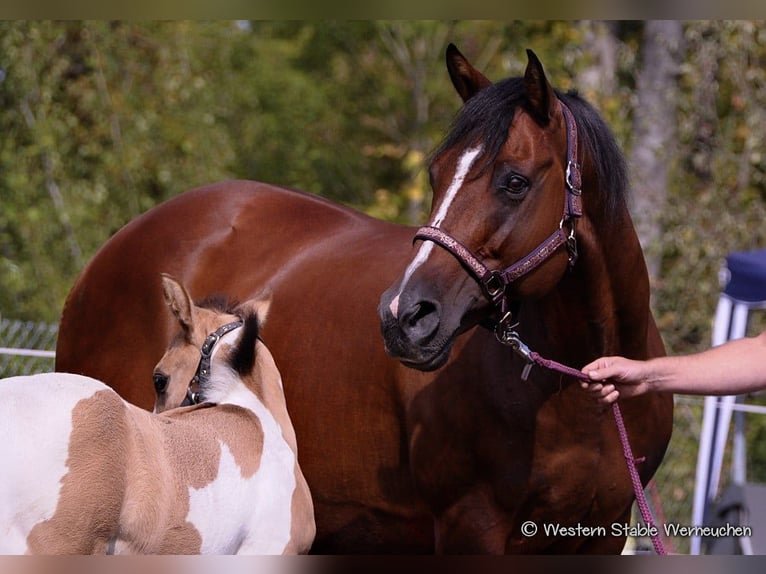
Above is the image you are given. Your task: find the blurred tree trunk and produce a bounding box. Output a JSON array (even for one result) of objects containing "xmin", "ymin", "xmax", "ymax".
[
  {"xmin": 629, "ymin": 21, "xmax": 685, "ymax": 286},
  {"xmin": 376, "ymin": 22, "xmax": 507, "ymax": 225},
  {"xmin": 687, "ymin": 22, "xmax": 720, "ymax": 183},
  {"xmin": 377, "ymin": 22, "xmax": 454, "ymax": 225},
  {"xmin": 576, "ymin": 20, "xmax": 619, "ymax": 99}
]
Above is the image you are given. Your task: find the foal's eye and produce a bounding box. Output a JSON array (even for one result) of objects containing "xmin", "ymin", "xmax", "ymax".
[
  {"xmin": 499, "ymin": 174, "xmax": 529, "ymax": 198},
  {"xmin": 153, "ymin": 372, "xmax": 169, "ymax": 394}
]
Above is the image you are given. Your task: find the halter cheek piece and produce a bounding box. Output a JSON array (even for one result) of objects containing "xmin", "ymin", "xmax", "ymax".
[
  {"xmin": 183, "ymin": 320, "xmax": 243, "ymax": 406},
  {"xmin": 413, "ymin": 100, "xmax": 582, "ymax": 347}
]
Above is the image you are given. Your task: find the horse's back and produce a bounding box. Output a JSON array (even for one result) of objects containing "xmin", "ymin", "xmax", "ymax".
[
  {"xmin": 0, "ymin": 373, "xmax": 118, "ymax": 468},
  {"xmin": 56, "ymin": 180, "xmax": 411, "ymax": 409},
  {"xmin": 111, "ymin": 401, "xmax": 312, "ymax": 554},
  {"xmin": 0, "ymin": 373, "xmax": 128, "ymax": 554}
]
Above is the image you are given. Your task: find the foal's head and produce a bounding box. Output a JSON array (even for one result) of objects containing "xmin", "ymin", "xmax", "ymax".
[{"xmin": 152, "ymin": 274, "xmax": 272, "ymax": 413}]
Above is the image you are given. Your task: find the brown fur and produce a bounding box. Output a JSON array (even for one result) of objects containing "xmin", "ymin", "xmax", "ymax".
[{"xmin": 27, "ymin": 389, "xmax": 265, "ymax": 554}]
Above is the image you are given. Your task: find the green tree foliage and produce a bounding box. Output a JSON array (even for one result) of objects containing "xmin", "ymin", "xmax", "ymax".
[
  {"xmin": 0, "ymin": 20, "xmax": 579, "ymax": 320},
  {"xmin": 2, "ymin": 20, "xmax": 766, "ymax": 350},
  {"xmin": 0, "ymin": 22, "xmax": 237, "ymax": 320},
  {"xmin": 658, "ymin": 21, "xmax": 766, "ymax": 354}
]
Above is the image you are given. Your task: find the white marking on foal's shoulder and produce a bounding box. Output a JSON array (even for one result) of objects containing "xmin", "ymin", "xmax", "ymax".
[
  {"xmin": 389, "ymin": 144, "xmax": 483, "ymax": 317},
  {"xmin": 186, "ymin": 425, "xmax": 297, "ymax": 554},
  {"xmin": 186, "ymin": 441, "xmax": 251, "ymax": 553},
  {"xmin": 189, "ymin": 358, "xmax": 298, "ymax": 554}
]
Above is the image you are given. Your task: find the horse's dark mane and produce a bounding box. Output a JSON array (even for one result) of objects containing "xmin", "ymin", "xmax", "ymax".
[
  {"xmin": 432, "ymin": 76, "xmax": 628, "ymax": 219},
  {"xmin": 228, "ymin": 311, "xmax": 260, "ymax": 377}
]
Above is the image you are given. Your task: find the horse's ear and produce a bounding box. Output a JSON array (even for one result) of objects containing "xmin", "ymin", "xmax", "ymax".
[
  {"xmin": 446, "ymin": 43, "xmax": 492, "ymax": 103},
  {"xmin": 160, "ymin": 273, "xmax": 197, "ymax": 336},
  {"xmin": 523, "ymin": 49, "xmax": 557, "ymax": 124},
  {"xmin": 237, "ymin": 287, "xmax": 273, "ymax": 326}
]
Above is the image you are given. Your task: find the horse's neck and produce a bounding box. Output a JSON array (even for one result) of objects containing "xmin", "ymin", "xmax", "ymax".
[
  {"xmin": 249, "ymin": 346, "xmax": 299, "ymax": 452},
  {"xmin": 533, "ymin": 206, "xmax": 652, "ymax": 360},
  {"xmin": 210, "ymin": 346, "xmax": 299, "ymax": 452}
]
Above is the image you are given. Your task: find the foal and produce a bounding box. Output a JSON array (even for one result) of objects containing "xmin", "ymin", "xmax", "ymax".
[{"xmin": 0, "ymin": 275, "xmax": 314, "ymax": 554}]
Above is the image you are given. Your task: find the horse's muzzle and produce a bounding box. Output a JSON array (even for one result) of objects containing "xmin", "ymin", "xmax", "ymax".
[{"xmin": 378, "ymin": 294, "xmax": 454, "ymax": 371}]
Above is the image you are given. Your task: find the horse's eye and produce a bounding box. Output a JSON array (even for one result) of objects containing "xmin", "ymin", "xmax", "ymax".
[
  {"xmin": 499, "ymin": 174, "xmax": 529, "ymax": 197},
  {"xmin": 153, "ymin": 372, "xmax": 169, "ymax": 394}
]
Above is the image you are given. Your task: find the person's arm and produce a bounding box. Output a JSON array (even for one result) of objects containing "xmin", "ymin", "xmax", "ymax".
[{"xmin": 580, "ymin": 330, "xmax": 766, "ymax": 404}]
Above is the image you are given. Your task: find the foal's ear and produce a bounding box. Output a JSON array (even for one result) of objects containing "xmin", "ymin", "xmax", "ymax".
[
  {"xmin": 446, "ymin": 43, "xmax": 492, "ymax": 103},
  {"xmin": 237, "ymin": 287, "xmax": 273, "ymax": 326},
  {"xmin": 523, "ymin": 49, "xmax": 557, "ymax": 124},
  {"xmin": 160, "ymin": 273, "xmax": 197, "ymax": 336}
]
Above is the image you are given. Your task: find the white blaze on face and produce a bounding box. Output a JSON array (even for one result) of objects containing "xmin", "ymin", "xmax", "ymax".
[{"xmin": 389, "ymin": 144, "xmax": 483, "ymax": 318}]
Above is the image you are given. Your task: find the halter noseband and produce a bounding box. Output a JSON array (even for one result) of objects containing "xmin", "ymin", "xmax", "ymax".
[
  {"xmin": 413, "ymin": 100, "xmax": 582, "ymax": 342},
  {"xmin": 184, "ymin": 320, "xmax": 243, "ymax": 405}
]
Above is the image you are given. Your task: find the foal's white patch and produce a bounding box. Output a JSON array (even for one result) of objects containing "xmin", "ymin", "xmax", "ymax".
[
  {"xmin": 389, "ymin": 144, "xmax": 483, "ymax": 317},
  {"xmin": 186, "ymin": 371, "xmax": 297, "ymax": 555},
  {"xmin": 0, "ymin": 373, "xmax": 106, "ymax": 553}
]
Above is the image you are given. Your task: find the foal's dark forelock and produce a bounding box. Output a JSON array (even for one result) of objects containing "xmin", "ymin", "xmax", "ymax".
[{"xmin": 432, "ymin": 77, "xmax": 629, "ymax": 221}]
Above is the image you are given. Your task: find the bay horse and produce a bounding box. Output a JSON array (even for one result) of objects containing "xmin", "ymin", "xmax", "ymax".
[
  {"xmin": 55, "ymin": 45, "xmax": 672, "ymax": 553},
  {"xmin": 0, "ymin": 275, "xmax": 314, "ymax": 554}
]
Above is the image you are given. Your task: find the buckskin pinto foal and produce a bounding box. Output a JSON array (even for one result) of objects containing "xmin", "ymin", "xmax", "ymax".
[{"xmin": 0, "ymin": 275, "xmax": 314, "ymax": 554}]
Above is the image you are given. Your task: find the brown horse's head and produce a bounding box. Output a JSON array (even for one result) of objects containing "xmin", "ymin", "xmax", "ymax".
[
  {"xmin": 152, "ymin": 274, "xmax": 272, "ymax": 413},
  {"xmin": 379, "ymin": 45, "xmax": 628, "ymax": 371}
]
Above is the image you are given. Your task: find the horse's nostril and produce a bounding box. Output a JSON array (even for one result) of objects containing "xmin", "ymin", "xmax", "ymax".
[
  {"xmin": 405, "ymin": 301, "xmax": 436, "ymax": 327},
  {"xmin": 400, "ymin": 299, "xmax": 440, "ymax": 344}
]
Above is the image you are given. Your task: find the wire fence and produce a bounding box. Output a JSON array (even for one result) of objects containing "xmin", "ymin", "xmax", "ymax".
[{"xmin": 0, "ymin": 316, "xmax": 58, "ymax": 377}]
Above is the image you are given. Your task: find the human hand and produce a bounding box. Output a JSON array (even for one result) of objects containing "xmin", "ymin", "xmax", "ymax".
[{"xmin": 579, "ymin": 356, "xmax": 650, "ymax": 404}]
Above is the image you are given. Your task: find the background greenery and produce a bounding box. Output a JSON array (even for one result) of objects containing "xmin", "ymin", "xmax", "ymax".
[{"xmin": 2, "ymin": 21, "xmax": 766, "ymax": 552}]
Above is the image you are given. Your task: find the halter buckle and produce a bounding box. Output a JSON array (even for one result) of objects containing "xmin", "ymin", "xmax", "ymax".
[
  {"xmin": 484, "ymin": 271, "xmax": 505, "ymax": 299},
  {"xmin": 184, "ymin": 386, "xmax": 200, "ymax": 406},
  {"xmin": 494, "ymin": 311, "xmax": 519, "ymax": 346},
  {"xmin": 566, "ymin": 161, "xmax": 582, "ymax": 195}
]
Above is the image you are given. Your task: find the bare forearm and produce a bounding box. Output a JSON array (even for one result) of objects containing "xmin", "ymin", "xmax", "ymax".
[{"xmin": 642, "ymin": 331, "xmax": 766, "ymax": 396}]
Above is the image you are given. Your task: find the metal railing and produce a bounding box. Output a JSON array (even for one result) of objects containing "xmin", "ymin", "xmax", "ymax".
[{"xmin": 0, "ymin": 316, "xmax": 57, "ymax": 377}]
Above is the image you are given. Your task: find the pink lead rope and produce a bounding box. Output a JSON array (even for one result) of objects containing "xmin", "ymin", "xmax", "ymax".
[{"xmin": 527, "ymin": 349, "xmax": 668, "ymax": 555}]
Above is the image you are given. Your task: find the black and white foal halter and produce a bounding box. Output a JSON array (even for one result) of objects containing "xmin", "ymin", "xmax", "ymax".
[{"xmin": 183, "ymin": 320, "xmax": 243, "ymax": 406}]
